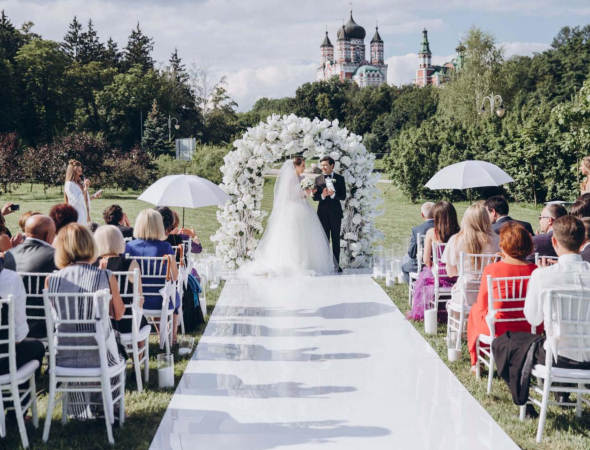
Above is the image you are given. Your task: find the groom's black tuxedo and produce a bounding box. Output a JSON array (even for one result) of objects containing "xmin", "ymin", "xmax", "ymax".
[{"xmin": 313, "ymin": 173, "xmax": 347, "ymax": 266}]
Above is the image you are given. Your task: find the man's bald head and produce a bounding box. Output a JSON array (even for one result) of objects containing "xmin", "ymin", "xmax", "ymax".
[{"xmin": 25, "ymin": 214, "xmax": 56, "ymax": 244}]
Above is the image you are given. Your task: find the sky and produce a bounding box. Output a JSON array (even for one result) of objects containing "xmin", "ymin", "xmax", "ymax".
[{"xmin": 2, "ymin": 0, "xmax": 590, "ymax": 111}]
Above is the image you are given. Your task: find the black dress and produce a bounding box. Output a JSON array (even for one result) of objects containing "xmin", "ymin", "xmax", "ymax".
[{"xmin": 94, "ymin": 256, "xmax": 149, "ymax": 334}]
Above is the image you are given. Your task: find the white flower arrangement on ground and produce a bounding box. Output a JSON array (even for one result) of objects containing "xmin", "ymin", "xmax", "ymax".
[{"xmin": 212, "ymin": 114, "xmax": 383, "ymax": 270}]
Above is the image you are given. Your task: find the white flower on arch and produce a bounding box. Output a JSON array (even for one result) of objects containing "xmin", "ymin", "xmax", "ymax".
[{"xmin": 212, "ymin": 114, "xmax": 382, "ymax": 270}]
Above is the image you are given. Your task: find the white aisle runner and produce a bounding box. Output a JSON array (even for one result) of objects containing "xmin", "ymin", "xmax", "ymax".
[{"xmin": 150, "ymin": 275, "xmax": 519, "ymax": 450}]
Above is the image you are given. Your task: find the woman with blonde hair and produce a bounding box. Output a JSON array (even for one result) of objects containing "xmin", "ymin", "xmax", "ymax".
[
  {"xmin": 125, "ymin": 209, "xmax": 181, "ymax": 343},
  {"xmin": 442, "ymin": 202, "xmax": 500, "ymax": 306},
  {"xmin": 64, "ymin": 159, "xmax": 102, "ymax": 224},
  {"xmin": 580, "ymin": 156, "xmax": 590, "ymax": 194}
]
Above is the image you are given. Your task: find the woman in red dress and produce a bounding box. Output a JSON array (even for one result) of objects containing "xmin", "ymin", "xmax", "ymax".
[{"xmin": 467, "ymin": 222, "xmax": 540, "ymax": 369}]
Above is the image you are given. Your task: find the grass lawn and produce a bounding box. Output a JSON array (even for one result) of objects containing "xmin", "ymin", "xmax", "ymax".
[{"xmin": 4, "ymin": 179, "xmax": 581, "ymax": 449}]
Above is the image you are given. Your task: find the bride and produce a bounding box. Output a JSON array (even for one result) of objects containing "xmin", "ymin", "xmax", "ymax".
[{"xmin": 239, "ymin": 157, "xmax": 336, "ymax": 277}]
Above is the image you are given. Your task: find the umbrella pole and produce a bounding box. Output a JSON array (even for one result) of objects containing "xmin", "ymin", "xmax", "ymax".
[{"xmin": 183, "ymin": 207, "xmax": 185, "ymax": 228}]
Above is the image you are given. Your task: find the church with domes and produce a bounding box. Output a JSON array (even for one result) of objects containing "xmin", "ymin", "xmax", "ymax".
[{"xmin": 317, "ymin": 11, "xmax": 388, "ymax": 88}]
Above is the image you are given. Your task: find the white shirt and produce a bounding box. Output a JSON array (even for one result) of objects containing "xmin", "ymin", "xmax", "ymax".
[
  {"xmin": 321, "ymin": 174, "xmax": 337, "ymax": 200},
  {"xmin": 65, "ymin": 181, "xmax": 90, "ymax": 224},
  {"xmin": 0, "ymin": 269, "xmax": 29, "ymax": 342},
  {"xmin": 524, "ymin": 254, "xmax": 590, "ymax": 362}
]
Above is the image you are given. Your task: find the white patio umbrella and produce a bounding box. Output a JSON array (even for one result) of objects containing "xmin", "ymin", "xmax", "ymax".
[
  {"xmin": 138, "ymin": 174, "xmax": 229, "ymax": 225},
  {"xmin": 425, "ymin": 160, "xmax": 514, "ymax": 190}
]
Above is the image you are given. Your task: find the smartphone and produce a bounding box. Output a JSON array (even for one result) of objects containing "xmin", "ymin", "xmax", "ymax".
[
  {"xmin": 95, "ymin": 189, "xmax": 103, "ymax": 197},
  {"xmin": 10, "ymin": 204, "xmax": 19, "ymax": 211}
]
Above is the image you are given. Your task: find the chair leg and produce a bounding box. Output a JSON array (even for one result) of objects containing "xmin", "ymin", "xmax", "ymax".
[
  {"xmin": 0, "ymin": 389, "xmax": 5, "ymax": 438},
  {"xmin": 101, "ymin": 379, "xmax": 114, "ymax": 445},
  {"xmin": 144, "ymin": 338, "xmax": 150, "ymax": 383},
  {"xmin": 475, "ymin": 339, "xmax": 481, "ymax": 380},
  {"xmin": 30, "ymin": 376, "xmax": 38, "ymax": 429},
  {"xmin": 43, "ymin": 376, "xmax": 57, "ymax": 442},
  {"xmin": 119, "ymin": 371, "xmax": 125, "ymax": 428},
  {"xmin": 132, "ymin": 342, "xmax": 143, "ymax": 393},
  {"xmin": 576, "ymin": 383, "xmax": 583, "ymax": 418},
  {"xmin": 536, "ymin": 377, "xmax": 552, "ymax": 443},
  {"xmin": 455, "ymin": 311, "xmax": 463, "ymax": 350},
  {"xmin": 61, "ymin": 384, "xmax": 68, "ymax": 425},
  {"xmin": 486, "ymin": 349, "xmax": 494, "ymax": 395},
  {"xmin": 519, "ymin": 404, "xmax": 527, "ymax": 421},
  {"xmin": 12, "ymin": 383, "xmax": 29, "ymax": 449}
]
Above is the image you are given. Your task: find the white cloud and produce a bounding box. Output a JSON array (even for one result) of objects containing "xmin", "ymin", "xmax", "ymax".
[
  {"xmin": 501, "ymin": 42, "xmax": 551, "ymax": 58},
  {"xmin": 225, "ymin": 64, "xmax": 317, "ymax": 111}
]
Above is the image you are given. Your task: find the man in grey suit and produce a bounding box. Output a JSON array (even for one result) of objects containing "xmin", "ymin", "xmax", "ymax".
[
  {"xmin": 3, "ymin": 215, "xmax": 57, "ymax": 338},
  {"xmin": 402, "ymin": 202, "xmax": 435, "ymax": 283},
  {"xmin": 484, "ymin": 196, "xmax": 534, "ymax": 235}
]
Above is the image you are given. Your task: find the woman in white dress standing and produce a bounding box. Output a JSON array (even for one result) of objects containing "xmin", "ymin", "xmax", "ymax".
[
  {"xmin": 64, "ymin": 159, "xmax": 101, "ymax": 225},
  {"xmin": 239, "ymin": 157, "xmax": 336, "ymax": 277}
]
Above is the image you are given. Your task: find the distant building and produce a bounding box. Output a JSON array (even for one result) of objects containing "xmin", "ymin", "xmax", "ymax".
[
  {"xmin": 317, "ymin": 11, "xmax": 388, "ymax": 88},
  {"xmin": 414, "ymin": 29, "xmax": 464, "ymax": 87}
]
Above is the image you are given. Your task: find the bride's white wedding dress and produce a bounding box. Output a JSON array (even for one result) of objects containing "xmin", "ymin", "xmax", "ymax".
[{"xmin": 239, "ymin": 160, "xmax": 336, "ymax": 277}]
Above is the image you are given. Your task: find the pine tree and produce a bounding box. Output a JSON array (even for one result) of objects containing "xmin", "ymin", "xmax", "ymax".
[
  {"xmin": 78, "ymin": 19, "xmax": 104, "ymax": 64},
  {"xmin": 141, "ymin": 100, "xmax": 172, "ymax": 155},
  {"xmin": 0, "ymin": 10, "xmax": 22, "ymax": 61},
  {"xmin": 170, "ymin": 48, "xmax": 189, "ymax": 84},
  {"xmin": 104, "ymin": 37, "xmax": 122, "ymax": 69},
  {"xmin": 124, "ymin": 23, "xmax": 154, "ymax": 71},
  {"xmin": 62, "ymin": 16, "xmax": 82, "ymax": 60}
]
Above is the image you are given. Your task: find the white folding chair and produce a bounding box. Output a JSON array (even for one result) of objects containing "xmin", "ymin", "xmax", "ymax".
[
  {"xmin": 112, "ymin": 269, "xmax": 150, "ymax": 392},
  {"xmin": 408, "ymin": 233, "xmax": 426, "ymax": 306},
  {"xmin": 18, "ymin": 272, "xmax": 50, "ymax": 357},
  {"xmin": 430, "ymin": 242, "xmax": 453, "ymax": 315},
  {"xmin": 476, "ymin": 275, "xmax": 537, "ymax": 394},
  {"xmin": 126, "ymin": 255, "xmax": 175, "ymax": 352},
  {"xmin": 520, "ymin": 289, "xmax": 590, "ymax": 443},
  {"xmin": 42, "ymin": 289, "xmax": 125, "ymax": 445},
  {"xmin": 123, "ymin": 237, "xmax": 133, "ymax": 243},
  {"xmin": 447, "ymin": 252, "xmax": 500, "ymax": 350},
  {"xmin": 0, "ymin": 295, "xmax": 39, "ymax": 449},
  {"xmin": 534, "ymin": 253, "xmax": 559, "ymax": 266}
]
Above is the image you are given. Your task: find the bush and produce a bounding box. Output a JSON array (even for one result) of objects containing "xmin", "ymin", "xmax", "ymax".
[
  {"xmin": 105, "ymin": 145, "xmax": 156, "ymax": 191},
  {"xmin": 0, "ymin": 132, "xmax": 24, "ymax": 193},
  {"xmin": 155, "ymin": 144, "xmax": 228, "ymax": 185}
]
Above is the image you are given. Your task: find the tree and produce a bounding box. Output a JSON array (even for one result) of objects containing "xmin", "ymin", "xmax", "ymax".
[
  {"xmin": 105, "ymin": 145, "xmax": 155, "ymax": 190},
  {"xmin": 142, "ymin": 100, "xmax": 172, "ymax": 155},
  {"xmin": 0, "ymin": 133, "xmax": 24, "ymax": 193},
  {"xmin": 104, "ymin": 37, "xmax": 122, "ymax": 69},
  {"xmin": 23, "ymin": 142, "xmax": 67, "ymax": 193},
  {"xmin": 123, "ymin": 23, "xmax": 154, "ymax": 71},
  {"xmin": 78, "ymin": 19, "xmax": 105, "ymax": 64},
  {"xmin": 202, "ymin": 78, "xmax": 239, "ymax": 145},
  {"xmin": 0, "ymin": 10, "xmax": 24, "ymax": 61},
  {"xmin": 62, "ymin": 16, "xmax": 83, "ymax": 61}
]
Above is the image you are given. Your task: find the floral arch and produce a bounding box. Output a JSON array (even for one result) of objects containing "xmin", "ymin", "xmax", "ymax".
[{"xmin": 212, "ymin": 114, "xmax": 382, "ymax": 270}]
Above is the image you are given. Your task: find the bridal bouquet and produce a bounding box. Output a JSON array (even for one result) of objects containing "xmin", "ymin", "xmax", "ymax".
[{"xmin": 300, "ymin": 177, "xmax": 315, "ymax": 191}]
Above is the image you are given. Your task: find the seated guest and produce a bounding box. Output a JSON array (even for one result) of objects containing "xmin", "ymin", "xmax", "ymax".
[
  {"xmin": 49, "ymin": 203, "xmax": 79, "ymax": 239},
  {"xmin": 3, "ymin": 215, "xmax": 58, "ymax": 338},
  {"xmin": 46, "ymin": 223, "xmax": 126, "ymax": 419},
  {"xmin": 18, "ymin": 211, "xmax": 41, "ymax": 232},
  {"xmin": 0, "ymin": 210, "xmax": 24, "ymax": 252},
  {"xmin": 570, "ymin": 199, "xmax": 590, "ymax": 218},
  {"xmin": 401, "ymin": 202, "xmax": 435, "ymax": 284},
  {"xmin": 0, "ymin": 266, "xmax": 45, "ymax": 416},
  {"xmin": 94, "ymin": 225, "xmax": 147, "ymax": 334},
  {"xmin": 170, "ymin": 210, "xmax": 203, "ymax": 255},
  {"xmin": 493, "ymin": 216, "xmax": 590, "ymax": 413},
  {"xmin": 103, "ymin": 204, "xmax": 133, "ymax": 239},
  {"xmin": 125, "ymin": 209, "xmax": 180, "ymax": 343},
  {"xmin": 484, "ymin": 196, "xmax": 534, "ymax": 235},
  {"xmin": 581, "ymin": 218, "xmax": 590, "ymax": 263},
  {"xmin": 88, "ymin": 222, "xmax": 99, "ymax": 233},
  {"xmin": 443, "ymin": 203, "xmax": 500, "ymax": 306},
  {"xmin": 530, "ymin": 203, "xmax": 567, "ymax": 260},
  {"xmin": 467, "ymin": 223, "xmax": 538, "ymax": 370},
  {"xmin": 578, "ymin": 192, "xmax": 590, "ymax": 203},
  {"xmin": 156, "ymin": 207, "xmax": 203, "ymax": 262},
  {"xmin": 407, "ymin": 201, "xmax": 459, "ymax": 320}
]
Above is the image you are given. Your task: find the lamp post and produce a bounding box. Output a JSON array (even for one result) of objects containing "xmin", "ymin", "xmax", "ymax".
[
  {"xmin": 479, "ymin": 92, "xmax": 505, "ymax": 118},
  {"xmin": 168, "ymin": 115, "xmax": 180, "ymax": 142}
]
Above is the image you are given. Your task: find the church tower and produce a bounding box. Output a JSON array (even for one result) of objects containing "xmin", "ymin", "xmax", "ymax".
[
  {"xmin": 370, "ymin": 26, "xmax": 384, "ymax": 65},
  {"xmin": 320, "ymin": 32, "xmax": 334, "ymax": 66},
  {"xmin": 419, "ymin": 28, "xmax": 432, "ymax": 69},
  {"xmin": 337, "ymin": 24, "xmax": 351, "ymax": 65}
]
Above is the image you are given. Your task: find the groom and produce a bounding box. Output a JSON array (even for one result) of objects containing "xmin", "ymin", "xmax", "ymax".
[{"xmin": 313, "ymin": 156, "xmax": 347, "ymax": 272}]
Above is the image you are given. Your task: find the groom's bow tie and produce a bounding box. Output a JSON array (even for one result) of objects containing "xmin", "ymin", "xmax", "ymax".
[{"xmin": 325, "ymin": 174, "xmax": 332, "ymax": 179}]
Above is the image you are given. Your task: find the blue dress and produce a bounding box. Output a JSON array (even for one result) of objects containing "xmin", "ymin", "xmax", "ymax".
[{"xmin": 125, "ymin": 239, "xmax": 181, "ymax": 312}]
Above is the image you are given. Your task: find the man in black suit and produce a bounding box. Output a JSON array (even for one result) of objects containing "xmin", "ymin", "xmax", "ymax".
[
  {"xmin": 103, "ymin": 204, "xmax": 133, "ymax": 239},
  {"xmin": 313, "ymin": 156, "xmax": 347, "ymax": 271},
  {"xmin": 401, "ymin": 202, "xmax": 435, "ymax": 284},
  {"xmin": 484, "ymin": 196, "xmax": 534, "ymax": 235},
  {"xmin": 3, "ymin": 214, "xmax": 57, "ymax": 338},
  {"xmin": 529, "ymin": 203, "xmax": 568, "ymax": 260}
]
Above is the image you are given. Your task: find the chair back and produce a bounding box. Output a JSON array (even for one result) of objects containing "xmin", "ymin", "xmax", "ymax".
[
  {"xmin": 43, "ymin": 289, "xmax": 113, "ymax": 369},
  {"xmin": 534, "ymin": 253, "xmax": 559, "ymax": 266},
  {"xmin": 431, "ymin": 242, "xmax": 448, "ymax": 279},
  {"xmin": 18, "ymin": 272, "xmax": 49, "ymax": 331},
  {"xmin": 544, "ymin": 289, "xmax": 590, "ymax": 365},
  {"xmin": 111, "ymin": 269, "xmax": 142, "ymax": 335},
  {"xmin": 416, "ymin": 233, "xmax": 426, "ymax": 273},
  {"xmin": 459, "ymin": 252, "xmax": 501, "ymax": 306},
  {"xmin": 486, "ymin": 275, "xmax": 536, "ymax": 336},
  {"xmin": 0, "ymin": 296, "xmax": 17, "ymax": 379},
  {"xmin": 126, "ymin": 255, "xmax": 172, "ymax": 298},
  {"xmin": 124, "ymin": 237, "xmax": 133, "ymax": 243}
]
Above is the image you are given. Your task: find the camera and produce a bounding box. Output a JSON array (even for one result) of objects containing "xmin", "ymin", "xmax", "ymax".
[{"xmin": 10, "ymin": 204, "xmax": 20, "ymax": 211}]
